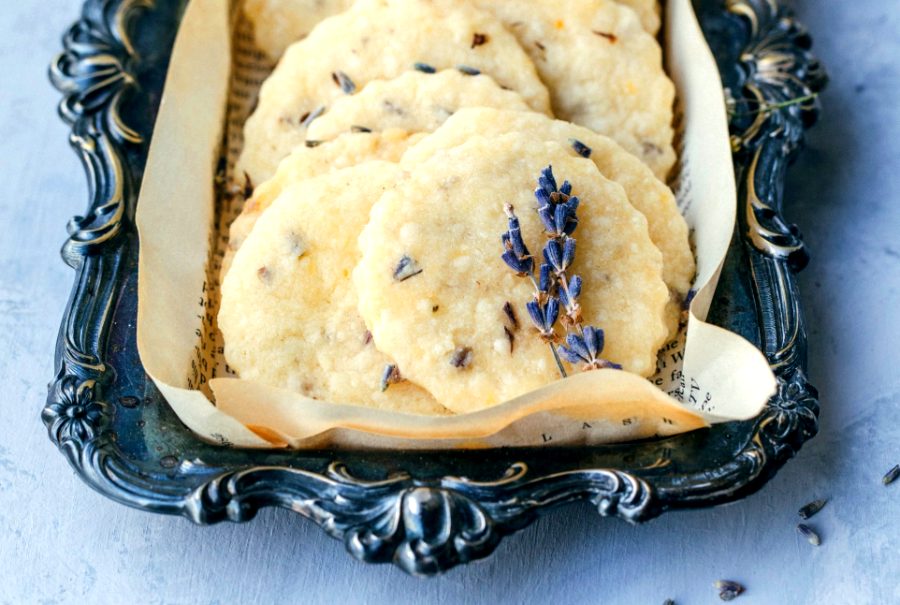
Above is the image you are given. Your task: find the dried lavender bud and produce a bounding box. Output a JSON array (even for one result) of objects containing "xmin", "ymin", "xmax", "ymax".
[
  {"xmin": 682, "ymin": 288, "xmax": 698, "ymax": 310},
  {"xmin": 543, "ymin": 240, "xmax": 564, "ymax": 272},
  {"xmin": 383, "ymin": 100, "xmax": 406, "ymax": 116},
  {"xmin": 241, "ymin": 172, "xmax": 254, "ymax": 199},
  {"xmin": 256, "ymin": 266, "xmax": 271, "ymax": 284},
  {"xmin": 457, "ymin": 64, "xmax": 481, "ymax": 76},
  {"xmin": 301, "ymin": 105, "xmax": 325, "ymax": 127},
  {"xmin": 503, "ymin": 326, "xmax": 515, "ymax": 353},
  {"xmin": 450, "ymin": 346, "xmax": 473, "ymax": 368},
  {"xmin": 413, "ymin": 62, "xmax": 436, "ymax": 73},
  {"xmin": 331, "ymin": 70, "xmax": 356, "ymax": 94},
  {"xmin": 526, "ymin": 298, "xmax": 559, "ymax": 341},
  {"xmin": 569, "ymin": 138, "xmax": 592, "ymax": 158},
  {"xmin": 501, "ymin": 204, "xmax": 534, "ymax": 275},
  {"xmin": 797, "ymin": 523, "xmax": 821, "ymax": 546},
  {"xmin": 798, "ymin": 499, "xmax": 827, "ymax": 519},
  {"xmin": 393, "ymin": 255, "xmax": 423, "ymax": 281},
  {"xmin": 593, "ymin": 30, "xmax": 617, "ymax": 42},
  {"xmin": 380, "ymin": 364, "xmax": 402, "ymax": 391},
  {"xmin": 559, "ymin": 275, "xmax": 582, "ymax": 310},
  {"xmin": 363, "ymin": 330, "xmax": 373, "ymax": 345},
  {"xmin": 351, "ymin": 125, "xmax": 372, "ymax": 133},
  {"xmin": 287, "ymin": 232, "xmax": 307, "ymax": 258},
  {"xmin": 537, "ymin": 164, "xmax": 557, "ymax": 194},
  {"xmin": 714, "ymin": 580, "xmax": 744, "ymax": 601},
  {"xmin": 558, "ymin": 327, "xmax": 622, "ymax": 370},
  {"xmin": 503, "ymin": 301, "xmax": 519, "ymax": 330},
  {"xmin": 883, "ymin": 464, "xmax": 900, "ymax": 485},
  {"xmin": 471, "ymin": 32, "xmax": 489, "ymax": 47},
  {"xmin": 305, "ymin": 140, "xmax": 323, "ymax": 148},
  {"xmin": 538, "ymin": 263, "xmax": 552, "ymax": 294}
]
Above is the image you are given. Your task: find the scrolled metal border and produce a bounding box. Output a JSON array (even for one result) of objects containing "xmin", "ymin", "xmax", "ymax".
[{"xmin": 44, "ymin": 0, "xmax": 824, "ymax": 576}]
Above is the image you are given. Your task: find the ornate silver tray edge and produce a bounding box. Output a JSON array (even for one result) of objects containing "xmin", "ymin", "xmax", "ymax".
[{"xmin": 43, "ymin": 0, "xmax": 826, "ymax": 576}]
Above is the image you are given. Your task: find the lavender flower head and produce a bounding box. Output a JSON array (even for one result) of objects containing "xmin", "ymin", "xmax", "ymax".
[{"xmin": 501, "ymin": 165, "xmax": 620, "ymax": 375}]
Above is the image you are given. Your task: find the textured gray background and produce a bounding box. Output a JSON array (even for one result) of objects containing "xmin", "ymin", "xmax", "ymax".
[{"xmin": 1, "ymin": 1, "xmax": 898, "ymax": 603}]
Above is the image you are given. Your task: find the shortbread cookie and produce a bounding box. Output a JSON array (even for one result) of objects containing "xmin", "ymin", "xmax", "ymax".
[
  {"xmin": 244, "ymin": 0, "xmax": 659, "ymax": 61},
  {"xmin": 617, "ymin": 0, "xmax": 661, "ymax": 34},
  {"xmin": 243, "ymin": 0, "xmax": 354, "ymax": 61},
  {"xmin": 219, "ymin": 161, "xmax": 448, "ymax": 414},
  {"xmin": 403, "ymin": 108, "xmax": 694, "ymax": 332},
  {"xmin": 237, "ymin": 0, "xmax": 552, "ymax": 184},
  {"xmin": 355, "ymin": 135, "xmax": 669, "ymax": 413},
  {"xmin": 472, "ymin": 0, "xmax": 675, "ymax": 179},
  {"xmin": 306, "ymin": 69, "xmax": 534, "ymax": 142},
  {"xmin": 224, "ymin": 128, "xmax": 422, "ymax": 277}
]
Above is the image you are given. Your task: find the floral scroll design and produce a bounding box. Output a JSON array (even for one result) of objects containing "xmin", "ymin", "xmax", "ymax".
[
  {"xmin": 43, "ymin": 377, "xmax": 111, "ymax": 448},
  {"xmin": 44, "ymin": 0, "xmax": 152, "ymax": 455},
  {"xmin": 757, "ymin": 368, "xmax": 820, "ymax": 458},
  {"xmin": 188, "ymin": 462, "xmax": 654, "ymax": 576},
  {"xmin": 50, "ymin": 0, "xmax": 152, "ymax": 263},
  {"xmin": 726, "ymin": 0, "xmax": 825, "ymax": 463},
  {"xmin": 726, "ymin": 0, "xmax": 828, "ymax": 271}
]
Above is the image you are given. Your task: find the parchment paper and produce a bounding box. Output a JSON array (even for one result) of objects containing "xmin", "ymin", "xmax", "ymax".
[{"xmin": 135, "ymin": 0, "xmax": 777, "ymax": 449}]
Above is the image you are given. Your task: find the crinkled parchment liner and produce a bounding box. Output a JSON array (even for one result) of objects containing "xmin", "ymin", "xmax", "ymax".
[{"xmin": 135, "ymin": 0, "xmax": 776, "ymax": 449}]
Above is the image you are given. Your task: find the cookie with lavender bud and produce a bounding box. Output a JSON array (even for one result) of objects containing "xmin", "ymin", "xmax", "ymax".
[
  {"xmin": 306, "ymin": 69, "xmax": 536, "ymax": 142},
  {"xmin": 355, "ymin": 134, "xmax": 668, "ymax": 413},
  {"xmin": 224, "ymin": 128, "xmax": 423, "ymax": 278},
  {"xmin": 404, "ymin": 108, "xmax": 694, "ymax": 337},
  {"xmin": 469, "ymin": 0, "xmax": 675, "ymax": 179},
  {"xmin": 219, "ymin": 161, "xmax": 449, "ymax": 415},
  {"xmin": 237, "ymin": 0, "xmax": 551, "ymax": 184}
]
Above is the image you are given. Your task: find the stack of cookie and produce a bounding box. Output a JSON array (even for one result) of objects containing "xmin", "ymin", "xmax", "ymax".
[{"xmin": 218, "ymin": 0, "xmax": 695, "ymax": 415}]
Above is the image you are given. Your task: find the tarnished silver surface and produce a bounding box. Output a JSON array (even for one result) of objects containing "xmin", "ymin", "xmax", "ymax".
[{"xmin": 42, "ymin": 0, "xmax": 826, "ymax": 576}]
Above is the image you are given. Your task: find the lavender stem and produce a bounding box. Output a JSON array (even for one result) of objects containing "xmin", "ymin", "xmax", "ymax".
[{"xmin": 549, "ymin": 343, "xmax": 567, "ymax": 378}]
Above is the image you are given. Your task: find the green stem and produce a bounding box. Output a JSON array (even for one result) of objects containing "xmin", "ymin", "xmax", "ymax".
[{"xmin": 729, "ymin": 93, "xmax": 819, "ymax": 118}]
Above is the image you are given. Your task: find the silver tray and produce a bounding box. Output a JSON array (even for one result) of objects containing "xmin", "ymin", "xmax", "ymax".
[{"xmin": 44, "ymin": 0, "xmax": 826, "ymax": 576}]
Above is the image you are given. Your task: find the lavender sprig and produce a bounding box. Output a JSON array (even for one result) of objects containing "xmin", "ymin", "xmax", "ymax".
[
  {"xmin": 536, "ymin": 166, "xmax": 620, "ymax": 372},
  {"xmin": 502, "ymin": 204, "xmax": 566, "ymax": 377},
  {"xmin": 501, "ymin": 165, "xmax": 620, "ymax": 375}
]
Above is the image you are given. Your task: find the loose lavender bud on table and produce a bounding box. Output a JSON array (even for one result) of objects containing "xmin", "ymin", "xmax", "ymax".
[
  {"xmin": 714, "ymin": 580, "xmax": 745, "ymax": 601},
  {"xmin": 456, "ymin": 64, "xmax": 481, "ymax": 76},
  {"xmin": 798, "ymin": 498, "xmax": 827, "ymax": 519},
  {"xmin": 797, "ymin": 523, "xmax": 822, "ymax": 546},
  {"xmin": 882, "ymin": 464, "xmax": 900, "ymax": 485}
]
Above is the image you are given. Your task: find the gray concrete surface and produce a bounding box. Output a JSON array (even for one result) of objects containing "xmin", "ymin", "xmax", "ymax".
[{"xmin": 0, "ymin": 0, "xmax": 898, "ymax": 603}]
